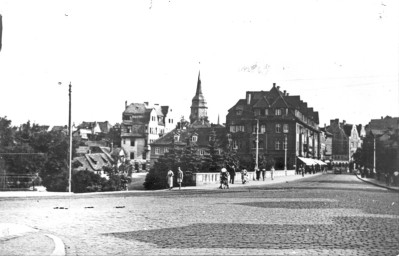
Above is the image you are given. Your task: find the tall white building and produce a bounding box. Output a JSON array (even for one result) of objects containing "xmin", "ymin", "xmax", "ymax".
[{"xmin": 121, "ymin": 101, "xmax": 176, "ymax": 172}]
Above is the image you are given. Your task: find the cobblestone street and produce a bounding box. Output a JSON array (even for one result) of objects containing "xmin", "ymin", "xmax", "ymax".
[{"xmin": 1, "ymin": 173, "xmax": 398, "ymax": 256}]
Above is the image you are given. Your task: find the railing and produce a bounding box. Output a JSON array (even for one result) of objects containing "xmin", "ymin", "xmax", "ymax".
[{"xmin": 192, "ymin": 170, "xmax": 296, "ymax": 186}]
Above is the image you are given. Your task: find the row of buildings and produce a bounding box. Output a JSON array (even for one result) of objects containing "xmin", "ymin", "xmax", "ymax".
[{"xmin": 70, "ymin": 72, "xmax": 397, "ymax": 173}]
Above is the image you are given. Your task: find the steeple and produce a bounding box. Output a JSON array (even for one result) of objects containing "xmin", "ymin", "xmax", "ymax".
[
  {"xmin": 189, "ymin": 70, "xmax": 209, "ymax": 126},
  {"xmin": 196, "ymin": 71, "xmax": 202, "ymax": 95}
]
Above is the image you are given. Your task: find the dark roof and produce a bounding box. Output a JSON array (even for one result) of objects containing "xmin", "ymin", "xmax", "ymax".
[
  {"xmin": 369, "ymin": 116, "xmax": 399, "ymax": 135},
  {"xmin": 124, "ymin": 103, "xmax": 147, "ymax": 115},
  {"xmin": 228, "ymin": 84, "xmax": 320, "ymax": 124},
  {"xmin": 78, "ymin": 121, "xmax": 111, "ymax": 133},
  {"xmin": 343, "ymin": 124, "xmax": 353, "ymax": 137},
  {"xmin": 356, "ymin": 124, "xmax": 362, "ymax": 136}
]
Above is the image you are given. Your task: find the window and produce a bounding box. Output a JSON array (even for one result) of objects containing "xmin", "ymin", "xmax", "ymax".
[
  {"xmin": 130, "ymin": 152, "xmax": 135, "ymax": 159},
  {"xmin": 155, "ymin": 147, "xmax": 160, "ymax": 154},
  {"xmin": 254, "ymin": 109, "xmax": 260, "ymax": 116},
  {"xmin": 123, "ymin": 115, "xmax": 130, "ymax": 120},
  {"xmin": 123, "ymin": 139, "xmax": 126, "ymax": 145},
  {"xmin": 237, "ymin": 125, "xmax": 245, "ymax": 132},
  {"xmin": 265, "ymin": 109, "xmax": 269, "ymax": 115},
  {"xmin": 260, "ymin": 125, "xmax": 266, "ymax": 134},
  {"xmin": 151, "ymin": 116, "xmax": 156, "ymax": 121},
  {"xmin": 230, "ymin": 126, "xmax": 236, "ymax": 133},
  {"xmin": 192, "ymin": 135, "xmax": 198, "ymax": 142},
  {"xmin": 283, "ymin": 124, "xmax": 289, "ymax": 133},
  {"xmin": 283, "ymin": 139, "xmax": 287, "ymax": 150},
  {"xmin": 164, "ymin": 147, "xmax": 169, "ymax": 153},
  {"xmin": 142, "ymin": 152, "xmax": 147, "ymax": 159},
  {"xmin": 275, "ymin": 124, "xmax": 281, "ymax": 133},
  {"xmin": 275, "ymin": 109, "xmax": 282, "ymax": 115},
  {"xmin": 199, "ymin": 149, "xmax": 205, "ymax": 155},
  {"xmin": 275, "ymin": 140, "xmax": 280, "ymax": 150},
  {"xmin": 236, "ymin": 106, "xmax": 243, "ymax": 115},
  {"xmin": 174, "ymin": 135, "xmax": 180, "ymax": 142},
  {"xmin": 126, "ymin": 126, "xmax": 131, "ymax": 133},
  {"xmin": 130, "ymin": 139, "xmax": 135, "ymax": 146},
  {"xmin": 233, "ymin": 140, "xmax": 238, "ymax": 149}
]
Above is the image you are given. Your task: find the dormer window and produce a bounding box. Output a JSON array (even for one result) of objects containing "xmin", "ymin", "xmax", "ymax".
[
  {"xmin": 254, "ymin": 109, "xmax": 260, "ymax": 116},
  {"xmin": 275, "ymin": 109, "xmax": 282, "ymax": 116},
  {"xmin": 174, "ymin": 135, "xmax": 180, "ymax": 142},
  {"xmin": 192, "ymin": 135, "xmax": 198, "ymax": 142},
  {"xmin": 236, "ymin": 106, "xmax": 243, "ymax": 115},
  {"xmin": 265, "ymin": 109, "xmax": 269, "ymax": 115}
]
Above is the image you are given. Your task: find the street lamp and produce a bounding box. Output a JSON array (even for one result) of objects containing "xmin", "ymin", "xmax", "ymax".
[
  {"xmin": 59, "ymin": 81, "xmax": 72, "ymax": 193},
  {"xmin": 284, "ymin": 134, "xmax": 287, "ymax": 175}
]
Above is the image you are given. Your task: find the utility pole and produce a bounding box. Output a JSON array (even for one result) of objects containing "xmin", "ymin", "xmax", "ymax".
[
  {"xmin": 68, "ymin": 82, "xmax": 72, "ymax": 193},
  {"xmin": 255, "ymin": 119, "xmax": 259, "ymax": 171},
  {"xmin": 373, "ymin": 137, "xmax": 376, "ymax": 174}
]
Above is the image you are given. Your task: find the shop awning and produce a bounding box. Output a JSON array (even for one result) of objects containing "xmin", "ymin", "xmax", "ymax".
[
  {"xmin": 313, "ymin": 159, "xmax": 327, "ymax": 166},
  {"xmin": 298, "ymin": 157, "xmax": 316, "ymax": 166},
  {"xmin": 298, "ymin": 157, "xmax": 327, "ymax": 166}
]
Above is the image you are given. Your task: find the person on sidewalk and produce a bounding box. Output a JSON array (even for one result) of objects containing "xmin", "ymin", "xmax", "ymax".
[
  {"xmin": 384, "ymin": 172, "xmax": 390, "ymax": 187},
  {"xmin": 230, "ymin": 165, "xmax": 236, "ymax": 184},
  {"xmin": 301, "ymin": 165, "xmax": 305, "ymax": 177},
  {"xmin": 261, "ymin": 167, "xmax": 266, "ymax": 181},
  {"xmin": 271, "ymin": 166, "xmax": 275, "ymax": 180},
  {"xmin": 177, "ymin": 167, "xmax": 183, "ymax": 190},
  {"xmin": 167, "ymin": 169, "xmax": 174, "ymax": 190},
  {"xmin": 255, "ymin": 167, "xmax": 260, "ymax": 181},
  {"xmin": 219, "ymin": 166, "xmax": 229, "ymax": 189}
]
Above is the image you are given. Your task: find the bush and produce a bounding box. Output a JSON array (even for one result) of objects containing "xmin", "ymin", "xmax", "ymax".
[
  {"xmin": 72, "ymin": 170, "xmax": 105, "ymax": 193},
  {"xmin": 42, "ymin": 171, "xmax": 68, "ymax": 192},
  {"xmin": 143, "ymin": 168, "xmax": 168, "ymax": 190}
]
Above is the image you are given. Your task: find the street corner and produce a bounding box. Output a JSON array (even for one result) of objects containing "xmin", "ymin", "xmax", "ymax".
[{"xmin": 0, "ymin": 223, "xmax": 65, "ymax": 256}]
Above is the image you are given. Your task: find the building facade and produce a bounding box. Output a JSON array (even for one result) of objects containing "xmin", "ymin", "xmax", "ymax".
[
  {"xmin": 121, "ymin": 101, "xmax": 176, "ymax": 172},
  {"xmin": 226, "ymin": 83, "xmax": 321, "ymax": 170}
]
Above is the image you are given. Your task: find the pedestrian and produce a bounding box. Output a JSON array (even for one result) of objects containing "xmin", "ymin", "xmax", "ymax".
[
  {"xmin": 177, "ymin": 167, "xmax": 183, "ymax": 190},
  {"xmin": 255, "ymin": 167, "xmax": 260, "ymax": 181},
  {"xmin": 167, "ymin": 169, "xmax": 174, "ymax": 190},
  {"xmin": 228, "ymin": 165, "xmax": 236, "ymax": 184},
  {"xmin": 301, "ymin": 165, "xmax": 305, "ymax": 177},
  {"xmin": 271, "ymin": 166, "xmax": 275, "ymax": 180},
  {"xmin": 241, "ymin": 167, "xmax": 248, "ymax": 184},
  {"xmin": 261, "ymin": 168, "xmax": 266, "ymax": 181},
  {"xmin": 219, "ymin": 166, "xmax": 229, "ymax": 189},
  {"xmin": 384, "ymin": 172, "xmax": 390, "ymax": 186}
]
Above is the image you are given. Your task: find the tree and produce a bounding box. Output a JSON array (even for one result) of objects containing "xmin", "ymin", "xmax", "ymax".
[
  {"xmin": 72, "ymin": 170, "xmax": 104, "ymax": 193},
  {"xmin": 201, "ymin": 139, "xmax": 222, "ymax": 173}
]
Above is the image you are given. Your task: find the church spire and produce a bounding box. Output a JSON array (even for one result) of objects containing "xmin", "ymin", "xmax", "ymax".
[
  {"xmin": 196, "ymin": 71, "xmax": 202, "ymax": 95},
  {"xmin": 189, "ymin": 70, "xmax": 209, "ymax": 126}
]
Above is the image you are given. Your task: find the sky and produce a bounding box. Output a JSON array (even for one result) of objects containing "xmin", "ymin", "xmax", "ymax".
[{"xmin": 0, "ymin": 0, "xmax": 398, "ymax": 128}]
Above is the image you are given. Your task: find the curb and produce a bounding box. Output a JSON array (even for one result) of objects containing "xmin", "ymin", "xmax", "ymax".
[
  {"xmin": 45, "ymin": 233, "xmax": 66, "ymax": 256},
  {"xmin": 355, "ymin": 174, "xmax": 399, "ymax": 192}
]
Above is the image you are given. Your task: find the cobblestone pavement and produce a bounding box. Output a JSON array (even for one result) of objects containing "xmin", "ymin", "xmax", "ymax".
[{"xmin": 1, "ymin": 173, "xmax": 398, "ymax": 256}]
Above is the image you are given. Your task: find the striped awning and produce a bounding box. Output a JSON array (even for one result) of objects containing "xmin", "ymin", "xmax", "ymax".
[{"xmin": 298, "ymin": 157, "xmax": 327, "ymax": 166}]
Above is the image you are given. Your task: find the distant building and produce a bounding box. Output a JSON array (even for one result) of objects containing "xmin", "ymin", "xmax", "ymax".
[
  {"xmin": 121, "ymin": 101, "xmax": 176, "ymax": 172},
  {"xmin": 226, "ymin": 83, "xmax": 321, "ymax": 170},
  {"xmin": 325, "ymin": 119, "xmax": 349, "ymax": 165},
  {"xmin": 319, "ymin": 126, "xmax": 332, "ymax": 162},
  {"xmin": 150, "ymin": 71, "xmax": 228, "ymax": 167},
  {"xmin": 342, "ymin": 121, "xmax": 362, "ymax": 161}
]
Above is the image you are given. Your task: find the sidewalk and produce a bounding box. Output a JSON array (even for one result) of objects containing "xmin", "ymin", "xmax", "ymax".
[
  {"xmin": 355, "ymin": 174, "xmax": 399, "ymax": 192},
  {"xmin": 181, "ymin": 172, "xmax": 322, "ymax": 191}
]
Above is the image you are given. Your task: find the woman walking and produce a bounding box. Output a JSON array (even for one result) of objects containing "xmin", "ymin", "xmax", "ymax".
[
  {"xmin": 167, "ymin": 169, "xmax": 174, "ymax": 190},
  {"xmin": 177, "ymin": 167, "xmax": 183, "ymax": 190}
]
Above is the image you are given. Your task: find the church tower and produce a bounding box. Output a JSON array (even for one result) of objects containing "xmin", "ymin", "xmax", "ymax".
[{"xmin": 189, "ymin": 71, "xmax": 209, "ymax": 126}]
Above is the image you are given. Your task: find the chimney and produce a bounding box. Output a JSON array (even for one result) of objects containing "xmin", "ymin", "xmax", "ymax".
[
  {"xmin": 381, "ymin": 116, "xmax": 383, "ymax": 119},
  {"xmin": 277, "ymin": 85, "xmax": 280, "ymax": 90},
  {"xmin": 273, "ymin": 83, "xmax": 276, "ymax": 87},
  {"xmin": 287, "ymin": 93, "xmax": 289, "ymax": 96},
  {"xmin": 283, "ymin": 90, "xmax": 286, "ymax": 96},
  {"xmin": 246, "ymin": 92, "xmax": 251, "ymax": 105},
  {"xmin": 125, "ymin": 101, "xmax": 127, "ymax": 109},
  {"xmin": 144, "ymin": 102, "xmax": 149, "ymax": 106}
]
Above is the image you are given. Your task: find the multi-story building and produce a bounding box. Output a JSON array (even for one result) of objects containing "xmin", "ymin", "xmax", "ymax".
[
  {"xmin": 342, "ymin": 121, "xmax": 362, "ymax": 162},
  {"xmin": 319, "ymin": 126, "xmax": 333, "ymax": 162},
  {"xmin": 325, "ymin": 119, "xmax": 350, "ymax": 165},
  {"xmin": 121, "ymin": 101, "xmax": 176, "ymax": 172},
  {"xmin": 150, "ymin": 71, "xmax": 228, "ymax": 167},
  {"xmin": 226, "ymin": 83, "xmax": 321, "ymax": 170}
]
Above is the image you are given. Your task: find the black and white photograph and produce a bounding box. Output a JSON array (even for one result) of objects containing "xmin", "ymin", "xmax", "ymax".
[{"xmin": 0, "ymin": 0, "xmax": 398, "ymax": 255}]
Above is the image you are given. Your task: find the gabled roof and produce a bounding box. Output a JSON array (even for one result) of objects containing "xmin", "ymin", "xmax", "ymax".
[
  {"xmin": 369, "ymin": 116, "xmax": 399, "ymax": 135},
  {"xmin": 252, "ymin": 96, "xmax": 270, "ymax": 108},
  {"xmin": 124, "ymin": 103, "xmax": 147, "ymax": 115}
]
